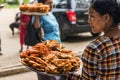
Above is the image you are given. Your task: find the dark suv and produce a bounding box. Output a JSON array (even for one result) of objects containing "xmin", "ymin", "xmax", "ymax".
[{"xmin": 52, "ymin": 0, "xmax": 100, "ymax": 40}]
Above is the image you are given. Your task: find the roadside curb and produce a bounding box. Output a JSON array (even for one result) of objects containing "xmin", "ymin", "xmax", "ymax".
[{"xmin": 0, "ymin": 64, "xmax": 30, "ymax": 77}]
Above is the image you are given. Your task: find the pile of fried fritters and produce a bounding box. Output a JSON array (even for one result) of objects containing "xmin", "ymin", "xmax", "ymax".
[
  {"xmin": 20, "ymin": 40, "xmax": 81, "ymax": 74},
  {"xmin": 19, "ymin": 3, "xmax": 50, "ymax": 13}
]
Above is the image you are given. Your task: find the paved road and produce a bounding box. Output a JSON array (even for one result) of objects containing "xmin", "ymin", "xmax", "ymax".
[
  {"xmin": 0, "ymin": 8, "xmax": 20, "ymax": 68},
  {"xmin": 0, "ymin": 71, "xmax": 38, "ymax": 80}
]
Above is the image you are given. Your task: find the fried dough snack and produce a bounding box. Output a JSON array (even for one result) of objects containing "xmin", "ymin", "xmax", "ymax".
[
  {"xmin": 19, "ymin": 4, "xmax": 30, "ymax": 11},
  {"xmin": 20, "ymin": 40, "xmax": 81, "ymax": 74},
  {"xmin": 19, "ymin": 3, "xmax": 50, "ymax": 13}
]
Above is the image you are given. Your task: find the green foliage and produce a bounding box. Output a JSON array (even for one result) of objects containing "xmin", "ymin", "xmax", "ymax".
[
  {"xmin": 23, "ymin": 0, "xmax": 30, "ymax": 3},
  {"xmin": 0, "ymin": 0, "xmax": 5, "ymax": 3},
  {"xmin": 3, "ymin": 3, "xmax": 19, "ymax": 8},
  {"xmin": 0, "ymin": 0, "xmax": 30, "ymax": 8}
]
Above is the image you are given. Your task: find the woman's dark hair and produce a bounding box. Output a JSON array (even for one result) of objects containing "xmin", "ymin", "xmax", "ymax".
[
  {"xmin": 90, "ymin": 0, "xmax": 120, "ymax": 23},
  {"xmin": 37, "ymin": 0, "xmax": 47, "ymax": 4}
]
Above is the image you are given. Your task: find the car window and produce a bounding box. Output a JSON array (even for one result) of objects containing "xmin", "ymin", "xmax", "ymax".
[
  {"xmin": 72, "ymin": 0, "xmax": 89, "ymax": 9},
  {"xmin": 53, "ymin": 0, "xmax": 68, "ymax": 8},
  {"xmin": 53, "ymin": 0, "xmax": 89, "ymax": 9},
  {"xmin": 53, "ymin": 0, "xmax": 61, "ymax": 5}
]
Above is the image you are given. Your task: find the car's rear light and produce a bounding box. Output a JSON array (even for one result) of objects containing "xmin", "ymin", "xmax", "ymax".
[{"xmin": 66, "ymin": 10, "xmax": 77, "ymax": 24}]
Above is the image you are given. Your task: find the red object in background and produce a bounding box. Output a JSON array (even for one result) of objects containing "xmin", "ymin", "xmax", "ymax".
[
  {"xmin": 66, "ymin": 10, "xmax": 77, "ymax": 24},
  {"xmin": 20, "ymin": 13, "xmax": 30, "ymax": 46}
]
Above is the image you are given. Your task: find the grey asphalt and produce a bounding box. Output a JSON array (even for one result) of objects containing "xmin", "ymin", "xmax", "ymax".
[{"xmin": 0, "ymin": 8, "xmax": 30, "ymax": 77}]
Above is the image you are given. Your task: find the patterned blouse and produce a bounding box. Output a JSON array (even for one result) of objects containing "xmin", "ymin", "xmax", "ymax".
[{"xmin": 68, "ymin": 36, "xmax": 120, "ymax": 80}]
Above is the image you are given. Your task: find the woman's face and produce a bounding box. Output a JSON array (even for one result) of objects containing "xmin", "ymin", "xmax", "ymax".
[
  {"xmin": 45, "ymin": 0, "xmax": 53, "ymax": 11},
  {"xmin": 88, "ymin": 6, "xmax": 107, "ymax": 33}
]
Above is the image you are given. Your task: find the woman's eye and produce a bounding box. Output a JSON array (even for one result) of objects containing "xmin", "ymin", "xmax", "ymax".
[{"xmin": 88, "ymin": 15, "xmax": 94, "ymax": 19}]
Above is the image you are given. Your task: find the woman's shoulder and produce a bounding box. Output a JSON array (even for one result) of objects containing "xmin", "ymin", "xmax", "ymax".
[
  {"xmin": 88, "ymin": 36, "xmax": 109, "ymax": 49},
  {"xmin": 88, "ymin": 35, "xmax": 120, "ymax": 49}
]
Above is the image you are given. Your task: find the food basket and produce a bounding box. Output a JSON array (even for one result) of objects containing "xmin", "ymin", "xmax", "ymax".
[{"xmin": 20, "ymin": 40, "xmax": 81, "ymax": 78}]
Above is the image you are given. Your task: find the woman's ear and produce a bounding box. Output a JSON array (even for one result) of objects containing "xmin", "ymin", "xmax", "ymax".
[{"xmin": 103, "ymin": 14, "xmax": 111, "ymax": 23}]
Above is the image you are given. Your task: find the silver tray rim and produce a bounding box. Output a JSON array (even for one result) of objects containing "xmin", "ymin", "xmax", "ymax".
[
  {"xmin": 21, "ymin": 11, "xmax": 47, "ymax": 15},
  {"xmin": 23, "ymin": 63, "xmax": 76, "ymax": 76}
]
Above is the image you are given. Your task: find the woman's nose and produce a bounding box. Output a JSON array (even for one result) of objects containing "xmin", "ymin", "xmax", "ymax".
[{"xmin": 88, "ymin": 18, "xmax": 91, "ymax": 24}]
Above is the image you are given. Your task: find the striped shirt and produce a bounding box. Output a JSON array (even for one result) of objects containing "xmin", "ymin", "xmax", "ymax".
[{"xmin": 68, "ymin": 36, "xmax": 120, "ymax": 80}]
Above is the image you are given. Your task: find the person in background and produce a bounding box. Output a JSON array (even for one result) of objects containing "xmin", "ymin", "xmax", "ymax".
[
  {"xmin": 33, "ymin": 0, "xmax": 61, "ymax": 43},
  {"xmin": 67, "ymin": 0, "xmax": 120, "ymax": 80},
  {"xmin": 33, "ymin": 0, "xmax": 62, "ymax": 80},
  {"xmin": 0, "ymin": 4, "xmax": 4, "ymax": 55},
  {"xmin": 19, "ymin": 12, "xmax": 30, "ymax": 52}
]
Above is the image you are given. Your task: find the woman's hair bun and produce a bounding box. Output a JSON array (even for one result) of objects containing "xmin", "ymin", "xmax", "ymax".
[{"xmin": 116, "ymin": 0, "xmax": 120, "ymax": 22}]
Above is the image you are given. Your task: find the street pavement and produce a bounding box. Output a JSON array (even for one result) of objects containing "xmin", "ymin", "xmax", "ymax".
[
  {"xmin": 0, "ymin": 71, "xmax": 38, "ymax": 80},
  {"xmin": 0, "ymin": 8, "xmax": 30, "ymax": 77},
  {"xmin": 0, "ymin": 8, "xmax": 90, "ymax": 79}
]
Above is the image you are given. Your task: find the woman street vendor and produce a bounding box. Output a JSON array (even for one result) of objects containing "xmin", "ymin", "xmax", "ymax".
[{"xmin": 67, "ymin": 0, "xmax": 120, "ymax": 80}]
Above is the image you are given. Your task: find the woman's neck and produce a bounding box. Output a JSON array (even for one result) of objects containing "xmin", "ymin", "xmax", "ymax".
[{"xmin": 104, "ymin": 24, "xmax": 120, "ymax": 38}]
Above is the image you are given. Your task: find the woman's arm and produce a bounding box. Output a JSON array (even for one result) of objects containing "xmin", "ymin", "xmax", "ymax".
[
  {"xmin": 34, "ymin": 15, "xmax": 44, "ymax": 40},
  {"xmin": 40, "ymin": 27, "xmax": 44, "ymax": 39},
  {"xmin": 34, "ymin": 15, "xmax": 40, "ymax": 29}
]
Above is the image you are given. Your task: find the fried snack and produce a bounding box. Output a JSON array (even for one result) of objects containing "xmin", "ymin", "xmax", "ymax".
[
  {"xmin": 38, "ymin": 5, "xmax": 50, "ymax": 13},
  {"xmin": 19, "ymin": 3, "xmax": 50, "ymax": 13},
  {"xmin": 34, "ymin": 3, "xmax": 43, "ymax": 6},
  {"xmin": 45, "ymin": 40, "xmax": 65, "ymax": 51},
  {"xmin": 69, "ymin": 57, "xmax": 81, "ymax": 71},
  {"xmin": 57, "ymin": 52, "xmax": 74, "ymax": 59},
  {"xmin": 28, "ymin": 5, "xmax": 38, "ymax": 12},
  {"xmin": 20, "ymin": 50, "xmax": 30, "ymax": 58},
  {"xmin": 19, "ymin": 4, "xmax": 29, "ymax": 11},
  {"xmin": 45, "ymin": 64, "xmax": 58, "ymax": 74},
  {"xmin": 43, "ymin": 52, "xmax": 57, "ymax": 62},
  {"xmin": 20, "ymin": 40, "xmax": 81, "ymax": 74},
  {"xmin": 32, "ymin": 43, "xmax": 50, "ymax": 55}
]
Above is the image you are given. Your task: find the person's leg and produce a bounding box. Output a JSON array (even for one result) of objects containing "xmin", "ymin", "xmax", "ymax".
[
  {"xmin": 19, "ymin": 34, "xmax": 24, "ymax": 52},
  {"xmin": 19, "ymin": 27, "xmax": 27, "ymax": 52},
  {"xmin": 19, "ymin": 45, "xmax": 23, "ymax": 52},
  {"xmin": 19, "ymin": 27, "xmax": 24, "ymax": 52}
]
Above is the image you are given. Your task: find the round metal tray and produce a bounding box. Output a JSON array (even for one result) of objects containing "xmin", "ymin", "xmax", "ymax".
[
  {"xmin": 23, "ymin": 64, "xmax": 75, "ymax": 76},
  {"xmin": 21, "ymin": 11, "xmax": 47, "ymax": 15}
]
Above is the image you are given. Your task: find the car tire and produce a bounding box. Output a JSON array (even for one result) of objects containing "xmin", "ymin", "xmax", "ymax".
[{"xmin": 91, "ymin": 32, "xmax": 101, "ymax": 37}]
